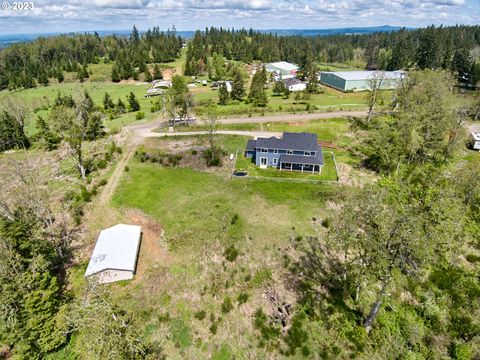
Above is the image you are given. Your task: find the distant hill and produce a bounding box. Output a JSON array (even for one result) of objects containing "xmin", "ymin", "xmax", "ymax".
[{"xmin": 0, "ymin": 26, "xmax": 410, "ymax": 49}]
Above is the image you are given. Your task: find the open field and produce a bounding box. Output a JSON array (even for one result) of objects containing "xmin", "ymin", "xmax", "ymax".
[
  {"xmin": 192, "ymin": 85, "xmax": 371, "ymax": 117},
  {"xmin": 108, "ymin": 150, "xmax": 340, "ymax": 357},
  {"xmin": 0, "ymin": 81, "xmax": 159, "ymax": 135}
]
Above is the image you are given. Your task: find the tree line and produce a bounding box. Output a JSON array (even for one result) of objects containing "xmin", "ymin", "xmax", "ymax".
[
  {"xmin": 0, "ymin": 26, "xmax": 183, "ymax": 90},
  {"xmin": 185, "ymin": 25, "xmax": 480, "ymax": 86}
]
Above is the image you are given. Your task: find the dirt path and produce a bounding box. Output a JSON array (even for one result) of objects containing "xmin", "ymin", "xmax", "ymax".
[
  {"xmin": 97, "ymin": 133, "xmax": 142, "ymax": 207},
  {"xmin": 127, "ymin": 110, "xmax": 367, "ymax": 138},
  {"xmin": 142, "ymin": 130, "xmax": 283, "ymax": 138}
]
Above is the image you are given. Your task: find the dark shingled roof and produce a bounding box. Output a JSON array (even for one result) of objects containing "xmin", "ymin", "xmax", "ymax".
[
  {"xmin": 255, "ymin": 132, "xmax": 319, "ymax": 152},
  {"xmin": 246, "ymin": 139, "xmax": 256, "ymax": 152},
  {"xmin": 283, "ymin": 78, "xmax": 304, "ymax": 87},
  {"xmin": 279, "ymin": 153, "xmax": 324, "ymax": 166}
]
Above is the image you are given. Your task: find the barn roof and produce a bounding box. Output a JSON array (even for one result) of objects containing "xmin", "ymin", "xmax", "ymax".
[
  {"xmin": 85, "ymin": 224, "xmax": 142, "ymax": 277},
  {"xmin": 322, "ymin": 70, "xmax": 405, "ymax": 81},
  {"xmin": 267, "ymin": 61, "xmax": 299, "ymax": 71}
]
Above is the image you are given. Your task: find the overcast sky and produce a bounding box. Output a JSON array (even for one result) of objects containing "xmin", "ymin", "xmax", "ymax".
[{"xmin": 0, "ymin": 0, "xmax": 479, "ymax": 35}]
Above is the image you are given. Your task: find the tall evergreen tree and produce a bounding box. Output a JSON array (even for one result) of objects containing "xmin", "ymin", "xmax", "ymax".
[
  {"xmin": 127, "ymin": 92, "xmax": 140, "ymax": 112},
  {"xmin": 231, "ymin": 68, "xmax": 245, "ymax": 100},
  {"xmin": 218, "ymin": 83, "xmax": 229, "ymax": 105}
]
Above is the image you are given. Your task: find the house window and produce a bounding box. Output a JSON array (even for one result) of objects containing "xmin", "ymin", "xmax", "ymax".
[
  {"xmin": 273, "ymin": 158, "xmax": 277, "ymax": 165},
  {"xmin": 261, "ymin": 148, "xmax": 268, "ymax": 153},
  {"xmin": 273, "ymin": 149, "xmax": 278, "ymax": 154},
  {"xmin": 305, "ymin": 151, "xmax": 311, "ymax": 156},
  {"xmin": 287, "ymin": 149, "xmax": 293, "ymax": 155}
]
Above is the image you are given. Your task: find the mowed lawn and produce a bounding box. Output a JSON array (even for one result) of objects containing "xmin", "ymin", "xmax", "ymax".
[
  {"xmin": 112, "ymin": 161, "xmax": 338, "ymax": 251},
  {"xmin": 0, "ymin": 81, "xmax": 158, "ymax": 135}
]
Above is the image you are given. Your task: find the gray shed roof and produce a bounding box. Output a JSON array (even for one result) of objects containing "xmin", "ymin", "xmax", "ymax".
[
  {"xmin": 283, "ymin": 78, "xmax": 304, "ymax": 87},
  {"xmin": 254, "ymin": 132, "xmax": 319, "ymax": 152},
  {"xmin": 85, "ymin": 224, "xmax": 142, "ymax": 277}
]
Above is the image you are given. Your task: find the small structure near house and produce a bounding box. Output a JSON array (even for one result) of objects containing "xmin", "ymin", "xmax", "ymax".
[
  {"xmin": 211, "ymin": 80, "xmax": 232, "ymax": 92},
  {"xmin": 245, "ymin": 132, "xmax": 324, "ymax": 174},
  {"xmin": 85, "ymin": 224, "xmax": 142, "ymax": 284},
  {"xmin": 470, "ymin": 131, "xmax": 480, "ymax": 150},
  {"xmin": 145, "ymin": 80, "xmax": 172, "ymax": 97},
  {"xmin": 283, "ymin": 78, "xmax": 307, "ymax": 92},
  {"xmin": 265, "ymin": 61, "xmax": 299, "ymax": 80},
  {"xmin": 319, "ymin": 70, "xmax": 405, "ymax": 92}
]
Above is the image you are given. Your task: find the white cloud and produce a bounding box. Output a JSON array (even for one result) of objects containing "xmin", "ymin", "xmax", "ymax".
[{"xmin": 0, "ymin": 0, "xmax": 476, "ymax": 35}]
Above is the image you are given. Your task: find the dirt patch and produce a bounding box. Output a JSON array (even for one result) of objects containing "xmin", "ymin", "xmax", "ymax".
[
  {"xmin": 162, "ymin": 68, "xmax": 176, "ymax": 81},
  {"xmin": 126, "ymin": 209, "xmax": 169, "ymax": 282},
  {"xmin": 337, "ymin": 163, "xmax": 378, "ymax": 187}
]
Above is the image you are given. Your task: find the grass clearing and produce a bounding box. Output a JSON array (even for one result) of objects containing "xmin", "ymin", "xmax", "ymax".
[
  {"xmin": 192, "ymin": 85, "xmax": 370, "ymax": 117},
  {"xmin": 110, "ymin": 148, "xmax": 341, "ymax": 357},
  {"xmin": 1, "ymin": 81, "xmax": 160, "ymax": 135}
]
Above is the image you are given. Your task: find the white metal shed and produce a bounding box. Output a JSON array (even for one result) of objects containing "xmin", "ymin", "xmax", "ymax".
[{"xmin": 85, "ymin": 224, "xmax": 142, "ymax": 284}]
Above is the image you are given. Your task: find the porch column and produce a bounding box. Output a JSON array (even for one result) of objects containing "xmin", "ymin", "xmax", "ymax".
[
  {"xmin": 280, "ymin": 162, "xmax": 282, "ymax": 171},
  {"xmin": 312, "ymin": 165, "xmax": 314, "ymax": 174},
  {"xmin": 301, "ymin": 164, "xmax": 304, "ymax": 173}
]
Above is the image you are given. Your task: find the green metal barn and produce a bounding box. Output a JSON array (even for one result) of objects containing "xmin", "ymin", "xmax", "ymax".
[{"xmin": 320, "ymin": 70, "xmax": 405, "ymax": 92}]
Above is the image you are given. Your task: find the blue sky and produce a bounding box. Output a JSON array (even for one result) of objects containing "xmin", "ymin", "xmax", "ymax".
[{"xmin": 0, "ymin": 0, "xmax": 478, "ymax": 35}]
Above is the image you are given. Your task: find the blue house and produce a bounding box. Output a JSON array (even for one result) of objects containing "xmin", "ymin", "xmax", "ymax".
[{"xmin": 245, "ymin": 132, "xmax": 324, "ymax": 174}]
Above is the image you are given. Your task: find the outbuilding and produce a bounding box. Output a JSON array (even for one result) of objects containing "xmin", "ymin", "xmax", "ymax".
[
  {"xmin": 470, "ymin": 131, "xmax": 480, "ymax": 150},
  {"xmin": 319, "ymin": 70, "xmax": 405, "ymax": 92},
  {"xmin": 85, "ymin": 224, "xmax": 142, "ymax": 284},
  {"xmin": 265, "ymin": 61, "xmax": 299, "ymax": 80},
  {"xmin": 283, "ymin": 78, "xmax": 307, "ymax": 92}
]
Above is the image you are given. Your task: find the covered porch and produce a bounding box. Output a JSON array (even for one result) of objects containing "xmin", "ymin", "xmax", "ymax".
[{"xmin": 279, "ymin": 154, "xmax": 323, "ymax": 174}]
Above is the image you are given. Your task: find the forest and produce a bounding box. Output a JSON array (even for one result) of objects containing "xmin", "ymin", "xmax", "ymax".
[
  {"xmin": 1, "ymin": 25, "xmax": 480, "ymax": 92},
  {"xmin": 0, "ymin": 26, "xmax": 183, "ymax": 90}
]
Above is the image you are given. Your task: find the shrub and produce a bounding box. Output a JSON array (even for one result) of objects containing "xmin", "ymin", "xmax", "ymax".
[
  {"xmin": 224, "ymin": 244, "xmax": 239, "ymax": 262},
  {"xmin": 221, "ymin": 297, "xmax": 233, "ymax": 314},
  {"xmin": 135, "ymin": 111, "xmax": 145, "ymax": 120},
  {"xmin": 125, "ymin": 166, "xmax": 130, "ymax": 172},
  {"xmin": 79, "ymin": 186, "xmax": 92, "ymax": 202},
  {"xmin": 194, "ymin": 310, "xmax": 206, "ymax": 321},
  {"xmin": 209, "ymin": 322, "xmax": 218, "ymax": 335},
  {"xmin": 191, "ymin": 149, "xmax": 198, "ymax": 155},
  {"xmin": 98, "ymin": 179, "xmax": 107, "ymax": 186},
  {"xmin": 321, "ymin": 217, "xmax": 332, "ymax": 228},
  {"xmin": 466, "ymin": 254, "xmax": 480, "ymax": 263},
  {"xmin": 253, "ymin": 308, "xmax": 281, "ymax": 342},
  {"xmin": 237, "ymin": 293, "xmax": 249, "ymax": 305},
  {"xmin": 230, "ymin": 214, "xmax": 239, "ymax": 225},
  {"xmin": 97, "ymin": 159, "xmax": 107, "ymax": 170}
]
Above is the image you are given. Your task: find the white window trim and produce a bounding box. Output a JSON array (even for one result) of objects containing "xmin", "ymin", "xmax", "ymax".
[
  {"xmin": 260, "ymin": 157, "xmax": 267, "ymax": 165},
  {"xmin": 287, "ymin": 149, "xmax": 293, "ymax": 155},
  {"xmin": 273, "ymin": 158, "xmax": 278, "ymax": 164},
  {"xmin": 261, "ymin": 148, "xmax": 268, "ymax": 153},
  {"xmin": 305, "ymin": 151, "xmax": 311, "ymax": 156},
  {"xmin": 273, "ymin": 149, "xmax": 278, "ymax": 154}
]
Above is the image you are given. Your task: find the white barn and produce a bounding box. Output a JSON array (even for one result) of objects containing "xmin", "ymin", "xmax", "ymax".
[{"xmin": 85, "ymin": 224, "xmax": 142, "ymax": 284}]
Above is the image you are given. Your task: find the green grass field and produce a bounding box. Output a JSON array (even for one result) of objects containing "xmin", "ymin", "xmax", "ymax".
[
  {"xmin": 192, "ymin": 86, "xmax": 370, "ymax": 117},
  {"xmin": 113, "ymin": 162, "xmax": 337, "ymax": 250},
  {"xmin": 0, "ymin": 81, "xmax": 160, "ymax": 135}
]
